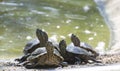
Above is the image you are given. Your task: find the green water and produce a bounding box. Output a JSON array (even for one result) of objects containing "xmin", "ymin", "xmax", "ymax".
[{"xmin": 0, "ymin": 0, "xmax": 110, "ymax": 59}]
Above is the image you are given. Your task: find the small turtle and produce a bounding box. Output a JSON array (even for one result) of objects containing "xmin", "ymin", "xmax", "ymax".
[
  {"xmin": 59, "ymin": 40, "xmax": 84, "ymax": 64},
  {"xmin": 59, "ymin": 39, "xmax": 101, "ymax": 64},
  {"xmin": 59, "ymin": 40, "xmax": 75, "ymax": 64},
  {"xmin": 15, "ymin": 29, "xmax": 48, "ymax": 63},
  {"xmin": 71, "ymin": 34, "xmax": 99, "ymax": 57},
  {"xmin": 67, "ymin": 42, "xmax": 101, "ymax": 64},
  {"xmin": 24, "ymin": 41, "xmax": 66, "ymax": 68}
]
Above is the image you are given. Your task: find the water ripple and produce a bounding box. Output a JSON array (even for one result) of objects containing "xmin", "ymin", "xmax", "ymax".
[
  {"xmin": 43, "ymin": 6, "xmax": 59, "ymax": 12},
  {"xmin": 30, "ymin": 9, "xmax": 46, "ymax": 15},
  {"xmin": 65, "ymin": 14, "xmax": 87, "ymax": 20},
  {"xmin": 0, "ymin": 2, "xmax": 23, "ymax": 6}
]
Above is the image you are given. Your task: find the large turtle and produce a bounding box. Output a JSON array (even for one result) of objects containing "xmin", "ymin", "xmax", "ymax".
[
  {"xmin": 15, "ymin": 29, "xmax": 48, "ymax": 63},
  {"xmin": 24, "ymin": 41, "xmax": 66, "ymax": 68}
]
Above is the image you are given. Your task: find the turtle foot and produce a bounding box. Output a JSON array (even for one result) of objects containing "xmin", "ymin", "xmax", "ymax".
[
  {"xmin": 60, "ymin": 62, "xmax": 68, "ymax": 67},
  {"xmin": 25, "ymin": 63, "xmax": 35, "ymax": 69}
]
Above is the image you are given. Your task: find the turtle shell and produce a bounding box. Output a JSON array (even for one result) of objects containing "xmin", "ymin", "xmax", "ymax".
[
  {"xmin": 30, "ymin": 47, "xmax": 63, "ymax": 58},
  {"xmin": 23, "ymin": 29, "xmax": 48, "ymax": 55},
  {"xmin": 23, "ymin": 37, "xmax": 60, "ymax": 55},
  {"xmin": 66, "ymin": 43, "xmax": 90, "ymax": 55},
  {"xmin": 81, "ymin": 42, "xmax": 93, "ymax": 49},
  {"xmin": 31, "ymin": 47, "xmax": 46, "ymax": 56},
  {"xmin": 27, "ymin": 42, "xmax": 64, "ymax": 66},
  {"xmin": 23, "ymin": 39, "xmax": 40, "ymax": 55}
]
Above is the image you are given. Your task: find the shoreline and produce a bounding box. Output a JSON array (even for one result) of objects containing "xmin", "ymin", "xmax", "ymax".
[
  {"xmin": 1, "ymin": 60, "xmax": 120, "ymax": 71},
  {"xmin": 1, "ymin": 53, "xmax": 120, "ymax": 71}
]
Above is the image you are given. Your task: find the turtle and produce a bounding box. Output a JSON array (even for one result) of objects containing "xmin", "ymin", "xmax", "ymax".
[
  {"xmin": 59, "ymin": 40, "xmax": 85, "ymax": 64},
  {"xmin": 24, "ymin": 29, "xmax": 48, "ymax": 55},
  {"xmin": 71, "ymin": 34, "xmax": 99, "ymax": 57},
  {"xmin": 58, "ymin": 39, "xmax": 101, "ymax": 64},
  {"xmin": 66, "ymin": 41, "xmax": 101, "ymax": 64},
  {"xmin": 24, "ymin": 41, "xmax": 67, "ymax": 68},
  {"xmin": 15, "ymin": 29, "xmax": 48, "ymax": 63},
  {"xmin": 58, "ymin": 40, "xmax": 76, "ymax": 64}
]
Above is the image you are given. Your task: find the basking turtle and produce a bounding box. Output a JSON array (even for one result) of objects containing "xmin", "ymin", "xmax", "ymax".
[
  {"xmin": 15, "ymin": 29, "xmax": 48, "ymax": 63},
  {"xmin": 24, "ymin": 29, "xmax": 48, "ymax": 55},
  {"xmin": 59, "ymin": 40, "xmax": 84, "ymax": 64},
  {"xmin": 71, "ymin": 34, "xmax": 99, "ymax": 57},
  {"xmin": 59, "ymin": 40, "xmax": 76, "ymax": 64},
  {"xmin": 59, "ymin": 39, "xmax": 101, "ymax": 64},
  {"xmin": 67, "ymin": 42, "xmax": 101, "ymax": 64},
  {"xmin": 24, "ymin": 41, "xmax": 66, "ymax": 68}
]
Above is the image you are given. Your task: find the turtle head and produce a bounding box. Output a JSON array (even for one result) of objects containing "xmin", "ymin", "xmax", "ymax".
[
  {"xmin": 36, "ymin": 29, "xmax": 43, "ymax": 41},
  {"xmin": 71, "ymin": 34, "xmax": 80, "ymax": 47},
  {"xmin": 59, "ymin": 40, "xmax": 67, "ymax": 56},
  {"xmin": 36, "ymin": 29, "xmax": 48, "ymax": 47},
  {"xmin": 45, "ymin": 41, "xmax": 54, "ymax": 54},
  {"xmin": 42, "ymin": 31, "xmax": 48, "ymax": 43}
]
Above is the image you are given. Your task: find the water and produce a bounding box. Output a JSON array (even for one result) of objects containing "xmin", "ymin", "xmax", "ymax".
[
  {"xmin": 94, "ymin": 0, "xmax": 113, "ymax": 51},
  {"xmin": 0, "ymin": 0, "xmax": 110, "ymax": 59}
]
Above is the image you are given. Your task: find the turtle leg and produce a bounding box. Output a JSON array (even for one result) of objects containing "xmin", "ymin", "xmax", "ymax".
[
  {"xmin": 89, "ymin": 56, "xmax": 101, "ymax": 63},
  {"xmin": 83, "ymin": 60, "xmax": 89, "ymax": 64},
  {"xmin": 16, "ymin": 60, "xmax": 29, "ymax": 66},
  {"xmin": 80, "ymin": 55, "xmax": 101, "ymax": 64},
  {"xmin": 59, "ymin": 62, "xmax": 68, "ymax": 67},
  {"xmin": 15, "ymin": 57, "xmax": 24, "ymax": 63},
  {"xmin": 77, "ymin": 55, "xmax": 91, "ymax": 64},
  {"xmin": 81, "ymin": 59, "xmax": 89, "ymax": 64},
  {"xmin": 80, "ymin": 46, "xmax": 99, "ymax": 57},
  {"xmin": 74, "ymin": 57, "xmax": 82, "ymax": 65},
  {"xmin": 15, "ymin": 54, "xmax": 30, "ymax": 63},
  {"xmin": 25, "ymin": 62, "xmax": 37, "ymax": 69}
]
